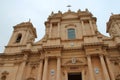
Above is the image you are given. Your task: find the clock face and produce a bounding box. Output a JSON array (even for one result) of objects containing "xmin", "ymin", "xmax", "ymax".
[
  {"xmin": 94, "ymin": 68, "xmax": 99, "ymax": 74},
  {"xmin": 50, "ymin": 69, "xmax": 55, "ymax": 75}
]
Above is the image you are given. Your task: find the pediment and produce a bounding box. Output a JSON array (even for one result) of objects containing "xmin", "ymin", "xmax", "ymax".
[{"xmin": 62, "ymin": 13, "xmax": 78, "ymax": 19}]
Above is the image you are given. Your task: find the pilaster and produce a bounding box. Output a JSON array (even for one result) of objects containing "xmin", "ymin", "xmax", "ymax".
[
  {"xmin": 37, "ymin": 59, "xmax": 43, "ymax": 80},
  {"xmin": 57, "ymin": 22, "xmax": 60, "ymax": 37},
  {"xmin": 105, "ymin": 56, "xmax": 115, "ymax": 80},
  {"xmin": 87, "ymin": 55, "xmax": 95, "ymax": 80},
  {"xmin": 49, "ymin": 23, "xmax": 52, "ymax": 38},
  {"xmin": 81, "ymin": 21, "xmax": 86, "ymax": 36},
  {"xmin": 89, "ymin": 20, "xmax": 95, "ymax": 35},
  {"xmin": 16, "ymin": 54, "xmax": 28, "ymax": 80},
  {"xmin": 56, "ymin": 57, "xmax": 61, "ymax": 80},
  {"xmin": 42, "ymin": 57, "xmax": 48, "ymax": 80},
  {"xmin": 100, "ymin": 55, "xmax": 110, "ymax": 80}
]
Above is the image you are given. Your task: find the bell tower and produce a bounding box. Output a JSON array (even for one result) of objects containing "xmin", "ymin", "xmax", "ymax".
[
  {"xmin": 4, "ymin": 22, "xmax": 37, "ymax": 53},
  {"xmin": 107, "ymin": 14, "xmax": 120, "ymax": 43}
]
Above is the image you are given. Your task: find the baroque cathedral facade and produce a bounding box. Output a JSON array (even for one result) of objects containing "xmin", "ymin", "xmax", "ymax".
[{"xmin": 0, "ymin": 9, "xmax": 120, "ymax": 80}]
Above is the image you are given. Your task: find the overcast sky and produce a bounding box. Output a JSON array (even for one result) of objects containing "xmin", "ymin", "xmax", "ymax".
[{"xmin": 0, "ymin": 0, "xmax": 120, "ymax": 52}]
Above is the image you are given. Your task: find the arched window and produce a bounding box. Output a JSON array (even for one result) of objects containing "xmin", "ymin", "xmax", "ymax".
[
  {"xmin": 16, "ymin": 33, "xmax": 22, "ymax": 43},
  {"xmin": 67, "ymin": 29, "xmax": 76, "ymax": 39}
]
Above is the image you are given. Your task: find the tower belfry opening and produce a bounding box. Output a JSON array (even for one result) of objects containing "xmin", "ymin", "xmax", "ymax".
[{"xmin": 68, "ymin": 73, "xmax": 82, "ymax": 80}]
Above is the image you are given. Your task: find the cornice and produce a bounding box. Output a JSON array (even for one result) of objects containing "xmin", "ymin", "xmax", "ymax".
[
  {"xmin": 82, "ymin": 42, "xmax": 104, "ymax": 47},
  {"xmin": 63, "ymin": 46, "xmax": 83, "ymax": 51},
  {"xmin": 43, "ymin": 45, "xmax": 63, "ymax": 50},
  {"xmin": 61, "ymin": 39, "xmax": 83, "ymax": 42},
  {"xmin": 5, "ymin": 45, "xmax": 26, "ymax": 48}
]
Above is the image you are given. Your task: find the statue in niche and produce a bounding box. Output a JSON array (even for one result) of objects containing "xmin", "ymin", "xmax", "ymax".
[
  {"xmin": 1, "ymin": 71, "xmax": 9, "ymax": 80},
  {"xmin": 116, "ymin": 74, "xmax": 120, "ymax": 80},
  {"xmin": 1, "ymin": 76, "xmax": 6, "ymax": 80}
]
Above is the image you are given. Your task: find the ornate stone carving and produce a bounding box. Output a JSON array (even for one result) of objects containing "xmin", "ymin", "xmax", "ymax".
[
  {"xmin": 27, "ymin": 34, "xmax": 35, "ymax": 42},
  {"xmin": 116, "ymin": 74, "xmax": 120, "ymax": 80},
  {"xmin": 1, "ymin": 71, "xmax": 9, "ymax": 80},
  {"xmin": 26, "ymin": 77, "xmax": 35, "ymax": 80},
  {"xmin": 28, "ymin": 61, "xmax": 39, "ymax": 68},
  {"xmin": 110, "ymin": 27, "xmax": 119, "ymax": 37},
  {"xmin": 71, "ymin": 57, "xmax": 76, "ymax": 64},
  {"xmin": 63, "ymin": 57, "xmax": 86, "ymax": 65},
  {"xmin": 110, "ymin": 56, "xmax": 120, "ymax": 64}
]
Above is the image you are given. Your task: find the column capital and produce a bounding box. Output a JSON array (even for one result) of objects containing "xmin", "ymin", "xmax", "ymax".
[
  {"xmin": 57, "ymin": 56, "xmax": 61, "ymax": 59},
  {"xmin": 23, "ymin": 54, "xmax": 28, "ymax": 61},
  {"xmin": 86, "ymin": 55, "xmax": 91, "ymax": 58},
  {"xmin": 99, "ymin": 54, "xmax": 104, "ymax": 57}
]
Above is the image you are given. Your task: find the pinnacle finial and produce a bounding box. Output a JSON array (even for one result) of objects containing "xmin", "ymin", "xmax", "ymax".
[
  {"xmin": 29, "ymin": 18, "xmax": 31, "ymax": 22},
  {"xmin": 51, "ymin": 11, "xmax": 54, "ymax": 16},
  {"xmin": 85, "ymin": 8, "xmax": 89, "ymax": 12},
  {"xmin": 58, "ymin": 10, "xmax": 62, "ymax": 14},
  {"xmin": 77, "ymin": 9, "xmax": 81, "ymax": 13},
  {"xmin": 111, "ymin": 12, "xmax": 114, "ymax": 15}
]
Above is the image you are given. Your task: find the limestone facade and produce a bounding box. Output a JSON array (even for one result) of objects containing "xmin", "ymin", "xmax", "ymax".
[{"xmin": 0, "ymin": 9, "xmax": 120, "ymax": 80}]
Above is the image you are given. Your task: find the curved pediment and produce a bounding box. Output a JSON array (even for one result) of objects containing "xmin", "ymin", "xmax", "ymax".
[{"xmin": 62, "ymin": 11, "xmax": 78, "ymax": 19}]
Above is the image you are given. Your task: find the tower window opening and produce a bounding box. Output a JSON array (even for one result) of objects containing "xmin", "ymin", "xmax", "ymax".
[
  {"xmin": 16, "ymin": 34, "xmax": 22, "ymax": 43},
  {"xmin": 68, "ymin": 29, "xmax": 76, "ymax": 39}
]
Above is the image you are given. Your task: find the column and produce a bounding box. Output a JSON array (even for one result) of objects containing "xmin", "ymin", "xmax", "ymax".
[
  {"xmin": 16, "ymin": 55, "xmax": 27, "ymax": 80},
  {"xmin": 49, "ymin": 23, "xmax": 52, "ymax": 38},
  {"xmin": 100, "ymin": 55, "xmax": 110, "ymax": 80},
  {"xmin": 57, "ymin": 22, "xmax": 60, "ymax": 37},
  {"xmin": 81, "ymin": 21, "xmax": 86, "ymax": 36},
  {"xmin": 37, "ymin": 59, "xmax": 43, "ymax": 80},
  {"xmin": 87, "ymin": 56, "xmax": 95, "ymax": 80},
  {"xmin": 105, "ymin": 56, "xmax": 115, "ymax": 80},
  {"xmin": 42, "ymin": 57, "xmax": 48, "ymax": 80},
  {"xmin": 64, "ymin": 70, "xmax": 68, "ymax": 80},
  {"xmin": 56, "ymin": 57, "xmax": 61, "ymax": 80},
  {"xmin": 82, "ymin": 70, "xmax": 85, "ymax": 80},
  {"xmin": 89, "ymin": 20, "xmax": 95, "ymax": 35}
]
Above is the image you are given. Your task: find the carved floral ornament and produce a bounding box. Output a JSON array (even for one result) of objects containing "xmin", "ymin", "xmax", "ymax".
[
  {"xmin": 110, "ymin": 27, "xmax": 119, "ymax": 36},
  {"xmin": 63, "ymin": 58, "xmax": 86, "ymax": 65},
  {"xmin": 110, "ymin": 56, "xmax": 120, "ymax": 64},
  {"xmin": 65, "ymin": 24, "xmax": 76, "ymax": 28},
  {"xmin": 116, "ymin": 74, "xmax": 120, "ymax": 80},
  {"xmin": 1, "ymin": 71, "xmax": 9, "ymax": 80},
  {"xmin": 28, "ymin": 61, "xmax": 39, "ymax": 68},
  {"xmin": 1, "ymin": 71, "xmax": 9, "ymax": 76}
]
